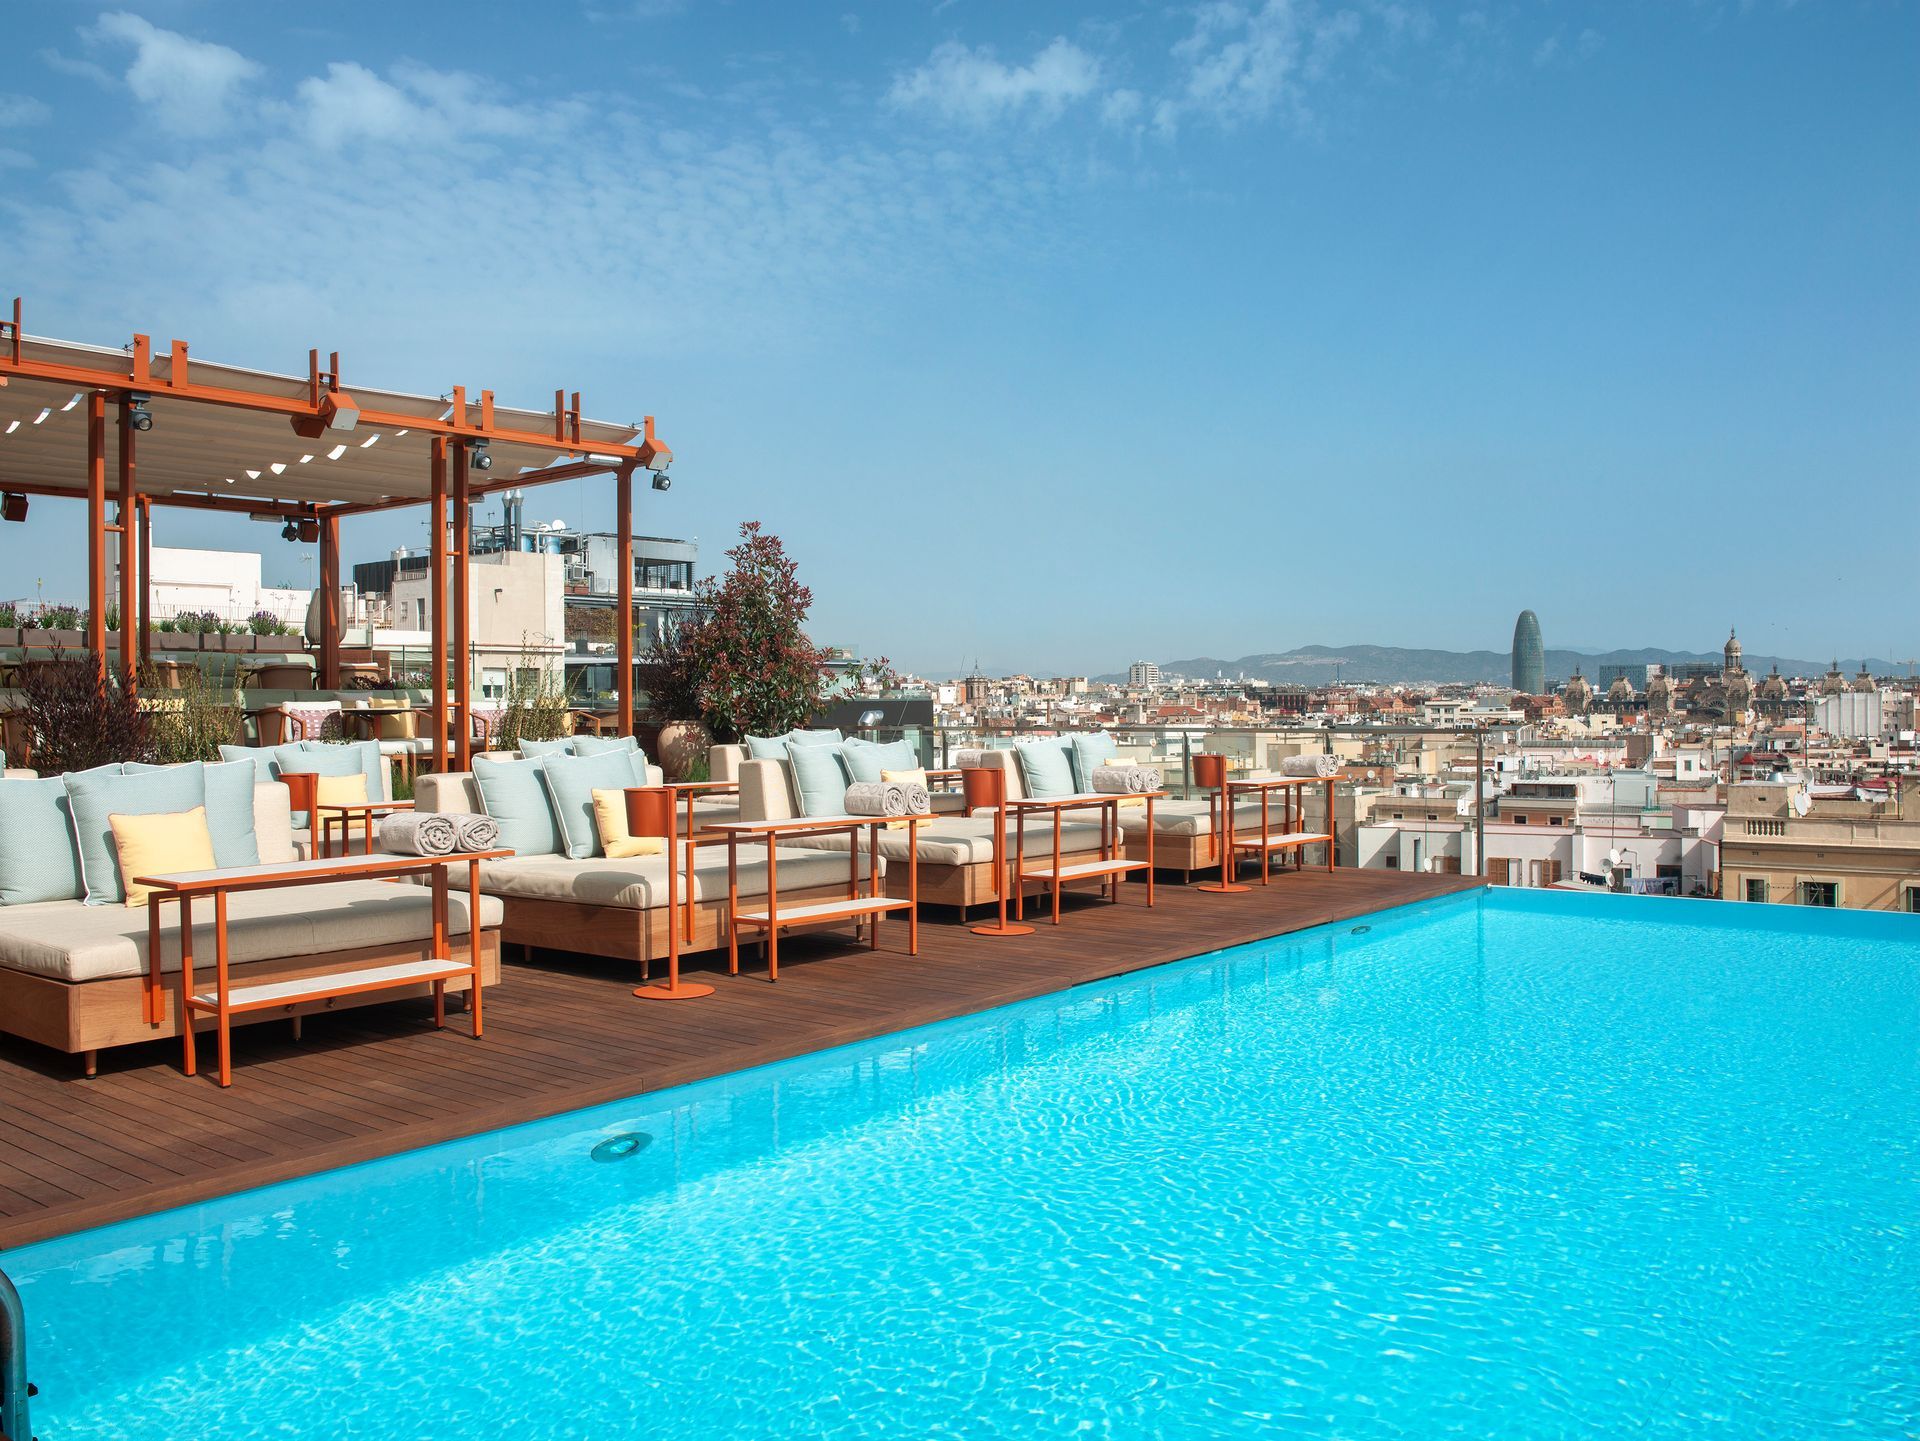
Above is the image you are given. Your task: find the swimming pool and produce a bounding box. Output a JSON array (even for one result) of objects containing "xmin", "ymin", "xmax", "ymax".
[{"xmin": 6, "ymin": 889, "xmax": 1917, "ymax": 1438}]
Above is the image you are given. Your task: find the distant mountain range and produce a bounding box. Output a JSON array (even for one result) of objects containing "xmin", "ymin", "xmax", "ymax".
[{"xmin": 1095, "ymin": 644, "xmax": 1911, "ymax": 688}]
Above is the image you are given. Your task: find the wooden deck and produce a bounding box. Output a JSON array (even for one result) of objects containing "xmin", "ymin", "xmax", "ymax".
[{"xmin": 0, "ymin": 869, "xmax": 1479, "ymax": 1250}]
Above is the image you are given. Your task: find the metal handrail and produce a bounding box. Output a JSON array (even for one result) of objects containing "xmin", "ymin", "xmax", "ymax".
[{"xmin": 1, "ymin": 1262, "xmax": 30, "ymax": 1441}]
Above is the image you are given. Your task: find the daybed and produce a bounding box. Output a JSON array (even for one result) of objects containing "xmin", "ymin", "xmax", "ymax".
[
  {"xmin": 0, "ymin": 763, "xmax": 500, "ymax": 1077},
  {"xmin": 414, "ymin": 749, "xmax": 865, "ymax": 976}
]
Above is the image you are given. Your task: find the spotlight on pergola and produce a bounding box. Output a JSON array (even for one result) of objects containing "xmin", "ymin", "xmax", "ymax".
[
  {"xmin": 126, "ymin": 393, "xmax": 154, "ymax": 431},
  {"xmin": 1, "ymin": 492, "xmax": 27, "ymax": 523},
  {"xmin": 469, "ymin": 438, "xmax": 492, "ymax": 471}
]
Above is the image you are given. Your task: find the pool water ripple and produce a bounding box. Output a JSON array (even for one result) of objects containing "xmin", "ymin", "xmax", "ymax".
[{"xmin": 5, "ymin": 890, "xmax": 1917, "ymax": 1438}]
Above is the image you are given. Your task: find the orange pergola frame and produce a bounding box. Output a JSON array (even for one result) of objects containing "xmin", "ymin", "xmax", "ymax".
[{"xmin": 0, "ymin": 297, "xmax": 670, "ymax": 772}]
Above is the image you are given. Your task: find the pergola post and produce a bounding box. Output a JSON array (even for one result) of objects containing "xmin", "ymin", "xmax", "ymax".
[
  {"xmin": 429, "ymin": 437, "xmax": 449, "ymax": 775},
  {"xmin": 616, "ymin": 462, "xmax": 635, "ymax": 739},
  {"xmin": 115, "ymin": 396, "xmax": 138, "ymax": 693},
  {"xmin": 135, "ymin": 495, "xmax": 153, "ymax": 670},
  {"xmin": 451, "ymin": 443, "xmax": 472, "ymax": 770},
  {"xmin": 85, "ymin": 391, "xmax": 107, "ymax": 682},
  {"xmin": 317, "ymin": 511, "xmax": 341, "ymax": 691}
]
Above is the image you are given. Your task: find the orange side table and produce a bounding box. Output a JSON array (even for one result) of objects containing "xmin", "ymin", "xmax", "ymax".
[
  {"xmin": 963, "ymin": 765, "xmax": 1035, "ymax": 937},
  {"xmin": 1191, "ymin": 753, "xmax": 1250, "ymax": 894},
  {"xmin": 626, "ymin": 785, "xmax": 715, "ymax": 1001}
]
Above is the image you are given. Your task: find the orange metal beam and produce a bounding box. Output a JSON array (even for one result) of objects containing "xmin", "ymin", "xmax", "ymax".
[
  {"xmin": 429, "ymin": 438, "xmax": 448, "ymax": 776},
  {"xmin": 136, "ymin": 495, "xmax": 153, "ymax": 669},
  {"xmin": 616, "ymin": 462, "xmax": 634, "ymax": 740},
  {"xmin": 318, "ymin": 511, "xmax": 341, "ymax": 690},
  {"xmin": 85, "ymin": 391, "xmax": 107, "ymax": 680},
  {"xmin": 116, "ymin": 395, "xmax": 138, "ymax": 692},
  {"xmin": 451, "ymin": 441, "xmax": 472, "ymax": 772}
]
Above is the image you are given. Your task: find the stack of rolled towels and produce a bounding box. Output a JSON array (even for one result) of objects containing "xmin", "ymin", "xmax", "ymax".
[
  {"xmin": 1091, "ymin": 765, "xmax": 1163, "ymax": 794},
  {"xmin": 1280, "ymin": 753, "xmax": 1339, "ymax": 778},
  {"xmin": 379, "ymin": 811, "xmax": 502, "ymax": 856},
  {"xmin": 844, "ymin": 780, "xmax": 932, "ymax": 817}
]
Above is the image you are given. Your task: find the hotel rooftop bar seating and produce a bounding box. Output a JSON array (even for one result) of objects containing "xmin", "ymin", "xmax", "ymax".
[
  {"xmin": 217, "ymin": 738, "xmax": 402, "ymax": 859},
  {"xmin": 414, "ymin": 743, "xmax": 857, "ymax": 978},
  {"xmin": 0, "ymin": 760, "xmax": 501, "ymax": 1077},
  {"xmin": 730, "ymin": 732, "xmax": 1126, "ymax": 915}
]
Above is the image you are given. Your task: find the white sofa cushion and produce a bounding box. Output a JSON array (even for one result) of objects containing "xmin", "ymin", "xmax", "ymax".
[
  {"xmin": 475, "ymin": 844, "xmax": 855, "ymax": 910},
  {"xmin": 1114, "ymin": 798, "xmax": 1278, "ymax": 837},
  {"xmin": 0, "ymin": 880, "xmax": 504, "ymax": 984},
  {"xmin": 778, "ymin": 814, "xmax": 1109, "ymax": 867}
]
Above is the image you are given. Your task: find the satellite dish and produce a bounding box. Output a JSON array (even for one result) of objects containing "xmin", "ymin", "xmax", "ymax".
[
  {"xmin": 1793, "ymin": 791, "xmax": 1812, "ymax": 817},
  {"xmin": 1606, "ymin": 849, "xmax": 1622, "ymax": 868}
]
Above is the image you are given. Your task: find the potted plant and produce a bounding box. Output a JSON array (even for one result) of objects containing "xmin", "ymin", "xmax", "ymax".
[{"xmin": 0, "ymin": 600, "xmax": 19, "ymax": 648}]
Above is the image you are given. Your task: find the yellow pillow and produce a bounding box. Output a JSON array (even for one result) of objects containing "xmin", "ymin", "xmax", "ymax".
[
  {"xmin": 110, "ymin": 806, "xmax": 217, "ymax": 907},
  {"xmin": 312, "ymin": 772, "xmax": 370, "ymax": 808},
  {"xmin": 880, "ymin": 767, "xmax": 928, "ymax": 787},
  {"xmin": 592, "ymin": 788, "xmax": 667, "ymax": 860}
]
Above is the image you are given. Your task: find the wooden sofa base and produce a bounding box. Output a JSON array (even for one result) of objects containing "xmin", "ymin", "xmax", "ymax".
[
  {"xmin": 0, "ymin": 932, "xmax": 502, "ymax": 1077},
  {"xmin": 870, "ymin": 849, "xmax": 1114, "ymax": 915},
  {"xmin": 501, "ymin": 886, "xmax": 858, "ymax": 977}
]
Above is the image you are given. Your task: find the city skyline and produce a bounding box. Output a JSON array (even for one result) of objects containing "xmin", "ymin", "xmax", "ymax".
[{"xmin": 0, "ymin": 2, "xmax": 1913, "ymax": 674}]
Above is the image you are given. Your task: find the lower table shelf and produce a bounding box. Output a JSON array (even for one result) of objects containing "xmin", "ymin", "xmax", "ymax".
[
  {"xmin": 1019, "ymin": 858, "xmax": 1148, "ymax": 883},
  {"xmin": 185, "ymin": 958, "xmax": 473, "ymax": 1015},
  {"xmin": 1230, "ymin": 831, "xmax": 1332, "ymax": 853},
  {"xmin": 733, "ymin": 896, "xmax": 915, "ymax": 929}
]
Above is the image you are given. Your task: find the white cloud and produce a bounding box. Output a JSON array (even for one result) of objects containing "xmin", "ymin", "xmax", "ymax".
[
  {"xmin": 1100, "ymin": 88, "xmax": 1144, "ymax": 128},
  {"xmin": 888, "ymin": 38, "xmax": 1102, "ymax": 126},
  {"xmin": 0, "ymin": 95, "xmax": 51, "ymax": 127},
  {"xmin": 86, "ymin": 11, "xmax": 260, "ymax": 136},
  {"xmin": 1159, "ymin": 1, "xmax": 1365, "ymax": 134},
  {"xmin": 289, "ymin": 62, "xmax": 579, "ymax": 149}
]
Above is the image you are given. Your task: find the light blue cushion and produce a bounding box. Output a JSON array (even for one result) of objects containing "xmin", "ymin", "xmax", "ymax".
[
  {"xmin": 538, "ymin": 750, "xmax": 647, "ymax": 859},
  {"xmin": 0, "ymin": 772, "xmax": 100, "ymax": 904},
  {"xmin": 299, "ymin": 739, "xmax": 387, "ymax": 804},
  {"xmin": 218, "ymin": 742, "xmax": 306, "ymax": 791},
  {"xmin": 472, "ymin": 754, "xmax": 563, "ymax": 858},
  {"xmin": 787, "ymin": 728, "xmax": 844, "ymax": 747},
  {"xmin": 744, "ymin": 734, "xmax": 788, "ymax": 761},
  {"xmin": 124, "ymin": 761, "xmax": 260, "ymax": 868},
  {"xmin": 517, "ymin": 738, "xmax": 576, "ymax": 759},
  {"xmin": 840, "ymin": 737, "xmax": 918, "ymax": 785},
  {"xmin": 280, "ymin": 744, "xmax": 368, "ymax": 828},
  {"xmin": 571, "ymin": 735, "xmax": 643, "ymax": 762},
  {"xmin": 1014, "ymin": 739, "xmax": 1076, "ymax": 798},
  {"xmin": 1069, "ymin": 732, "xmax": 1118, "ymax": 791},
  {"xmin": 786, "ymin": 741, "xmax": 852, "ymax": 817},
  {"xmin": 64, "ymin": 763, "xmax": 207, "ymax": 905}
]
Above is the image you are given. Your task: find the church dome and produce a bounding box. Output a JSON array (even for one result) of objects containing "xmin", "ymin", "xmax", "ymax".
[{"xmin": 1723, "ymin": 627, "xmax": 1743, "ymax": 674}]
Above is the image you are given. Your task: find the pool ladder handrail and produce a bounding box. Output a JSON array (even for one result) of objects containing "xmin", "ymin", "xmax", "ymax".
[{"xmin": 0, "ymin": 1263, "xmax": 29, "ymax": 1441}]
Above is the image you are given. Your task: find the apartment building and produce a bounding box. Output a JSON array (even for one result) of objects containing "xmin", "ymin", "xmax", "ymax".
[{"xmin": 1722, "ymin": 778, "xmax": 1920, "ymax": 912}]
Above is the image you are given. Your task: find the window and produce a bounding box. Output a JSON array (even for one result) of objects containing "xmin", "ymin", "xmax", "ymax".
[
  {"xmin": 1906, "ymin": 886, "xmax": 1920, "ymax": 914},
  {"xmin": 1384, "ymin": 855, "xmax": 1399, "ymax": 869},
  {"xmin": 1745, "ymin": 878, "xmax": 1769, "ymax": 903},
  {"xmin": 1427, "ymin": 813, "xmax": 1438, "ymax": 821},
  {"xmin": 1512, "ymin": 814, "xmax": 1528, "ymax": 825},
  {"xmin": 1549, "ymin": 816, "xmax": 1563, "ymax": 826},
  {"xmin": 1799, "ymin": 880, "xmax": 1838, "ymax": 908},
  {"xmin": 480, "ymin": 668, "xmax": 507, "ymax": 700}
]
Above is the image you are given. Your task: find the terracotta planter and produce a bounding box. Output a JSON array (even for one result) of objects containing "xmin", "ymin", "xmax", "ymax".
[{"xmin": 654, "ymin": 718, "xmax": 712, "ymax": 782}]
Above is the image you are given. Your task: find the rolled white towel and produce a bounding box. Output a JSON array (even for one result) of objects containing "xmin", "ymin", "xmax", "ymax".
[
  {"xmin": 379, "ymin": 811, "xmax": 459, "ymax": 856},
  {"xmin": 454, "ymin": 813, "xmax": 500, "ymax": 851},
  {"xmin": 902, "ymin": 781, "xmax": 932, "ymax": 814},
  {"xmin": 1091, "ymin": 765, "xmax": 1161, "ymax": 795},
  {"xmin": 952, "ymin": 748, "xmax": 988, "ymax": 771},
  {"xmin": 1281, "ymin": 753, "xmax": 1338, "ymax": 778},
  {"xmin": 845, "ymin": 780, "xmax": 906, "ymax": 816}
]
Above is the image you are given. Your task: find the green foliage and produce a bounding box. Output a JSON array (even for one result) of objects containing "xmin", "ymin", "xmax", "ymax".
[
  {"xmin": 489, "ymin": 651, "xmax": 575, "ymax": 750},
  {"xmin": 146, "ymin": 667, "xmax": 243, "ymax": 763}
]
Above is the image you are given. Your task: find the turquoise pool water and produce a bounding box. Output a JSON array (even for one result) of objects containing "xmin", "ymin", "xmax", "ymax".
[{"xmin": 6, "ymin": 889, "xmax": 1918, "ymax": 1438}]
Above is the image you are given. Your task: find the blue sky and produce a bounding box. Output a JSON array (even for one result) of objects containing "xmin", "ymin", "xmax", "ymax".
[{"xmin": 0, "ymin": 1, "xmax": 1913, "ymax": 676}]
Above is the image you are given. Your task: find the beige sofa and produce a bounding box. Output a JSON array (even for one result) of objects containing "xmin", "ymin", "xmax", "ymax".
[
  {"xmin": 0, "ymin": 780, "xmax": 502, "ymax": 1077},
  {"xmin": 415, "ymin": 771, "xmax": 865, "ymax": 976},
  {"xmin": 731, "ymin": 750, "xmax": 1117, "ymax": 914}
]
